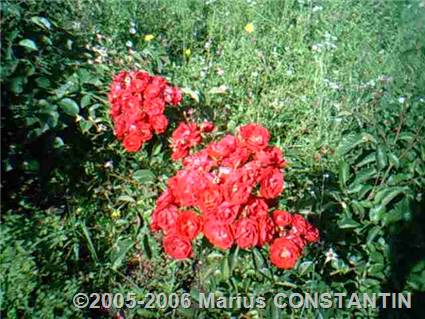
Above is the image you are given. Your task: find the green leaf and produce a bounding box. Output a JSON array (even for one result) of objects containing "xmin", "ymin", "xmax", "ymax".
[
  {"xmin": 9, "ymin": 76, "xmax": 26, "ymax": 94},
  {"xmin": 388, "ymin": 153, "xmax": 400, "ymax": 169},
  {"xmin": 31, "ymin": 16, "xmax": 51, "ymax": 30},
  {"xmin": 373, "ymin": 187, "xmax": 406, "ymax": 206},
  {"xmin": 221, "ymin": 256, "xmax": 230, "ymax": 281},
  {"xmin": 111, "ymin": 239, "xmax": 134, "ymax": 270},
  {"xmin": 369, "ymin": 205, "xmax": 385, "ymax": 223},
  {"xmin": 337, "ymin": 132, "xmax": 377, "ymax": 156},
  {"xmin": 52, "ymin": 137, "xmax": 64, "ymax": 149},
  {"xmin": 80, "ymin": 95, "xmax": 92, "ymax": 108},
  {"xmin": 79, "ymin": 119, "xmax": 93, "ymax": 133},
  {"xmin": 79, "ymin": 223, "xmax": 98, "ymax": 262},
  {"xmin": 35, "ymin": 77, "xmax": 51, "ymax": 89},
  {"xmin": 18, "ymin": 39, "xmax": 38, "ymax": 51},
  {"xmin": 338, "ymin": 216, "xmax": 361, "ymax": 229},
  {"xmin": 117, "ymin": 195, "xmax": 135, "ymax": 203},
  {"xmin": 376, "ymin": 146, "xmax": 387, "ymax": 170},
  {"xmin": 59, "ymin": 98, "xmax": 79, "ymax": 116},
  {"xmin": 133, "ymin": 169, "xmax": 155, "ymax": 183},
  {"xmin": 339, "ymin": 160, "xmax": 350, "ymax": 187}
]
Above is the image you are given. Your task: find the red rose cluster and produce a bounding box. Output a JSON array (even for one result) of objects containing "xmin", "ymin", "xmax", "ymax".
[
  {"xmin": 108, "ymin": 71, "xmax": 182, "ymax": 152},
  {"xmin": 150, "ymin": 123, "xmax": 319, "ymax": 269}
]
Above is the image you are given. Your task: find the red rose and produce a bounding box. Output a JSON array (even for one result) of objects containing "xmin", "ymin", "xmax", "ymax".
[
  {"xmin": 143, "ymin": 97, "xmax": 165, "ymax": 116},
  {"xmin": 198, "ymin": 183, "xmax": 223, "ymax": 214},
  {"xmin": 243, "ymin": 196, "xmax": 269, "ymax": 219},
  {"xmin": 168, "ymin": 170, "xmax": 208, "ymax": 207},
  {"xmin": 163, "ymin": 233, "xmax": 193, "ymax": 259},
  {"xmin": 203, "ymin": 218, "xmax": 234, "ymax": 249},
  {"xmin": 222, "ymin": 169, "xmax": 253, "ymax": 205},
  {"xmin": 257, "ymin": 215, "xmax": 274, "ymax": 247},
  {"xmin": 221, "ymin": 146, "xmax": 251, "ymax": 169},
  {"xmin": 151, "ymin": 205, "xmax": 179, "ymax": 233},
  {"xmin": 149, "ymin": 114, "xmax": 168, "ymax": 134},
  {"xmin": 238, "ymin": 123, "xmax": 270, "ymax": 151},
  {"xmin": 123, "ymin": 132, "xmax": 143, "ymax": 152},
  {"xmin": 254, "ymin": 146, "xmax": 286, "ymax": 167},
  {"xmin": 259, "ymin": 167, "xmax": 284, "ymax": 199},
  {"xmin": 290, "ymin": 214, "xmax": 309, "ymax": 235},
  {"xmin": 207, "ymin": 135, "xmax": 237, "ymax": 160},
  {"xmin": 171, "ymin": 146, "xmax": 189, "ymax": 161},
  {"xmin": 304, "ymin": 223, "xmax": 320, "ymax": 243},
  {"xmin": 200, "ymin": 121, "xmax": 215, "ymax": 133},
  {"xmin": 234, "ymin": 218, "xmax": 258, "ymax": 249},
  {"xmin": 171, "ymin": 87, "xmax": 182, "ymax": 105},
  {"xmin": 272, "ymin": 210, "xmax": 292, "ymax": 227},
  {"xmin": 214, "ymin": 201, "xmax": 240, "ymax": 224},
  {"xmin": 183, "ymin": 150, "xmax": 215, "ymax": 171},
  {"xmin": 285, "ymin": 233, "xmax": 307, "ymax": 250},
  {"xmin": 176, "ymin": 210, "xmax": 202, "ymax": 240},
  {"xmin": 155, "ymin": 188, "xmax": 175, "ymax": 212},
  {"xmin": 269, "ymin": 237, "xmax": 301, "ymax": 269}
]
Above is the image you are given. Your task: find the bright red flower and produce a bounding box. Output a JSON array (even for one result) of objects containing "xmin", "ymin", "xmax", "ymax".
[
  {"xmin": 123, "ymin": 132, "xmax": 143, "ymax": 152},
  {"xmin": 257, "ymin": 215, "xmax": 274, "ymax": 247},
  {"xmin": 222, "ymin": 169, "xmax": 253, "ymax": 205},
  {"xmin": 198, "ymin": 183, "xmax": 223, "ymax": 214},
  {"xmin": 163, "ymin": 233, "xmax": 193, "ymax": 259},
  {"xmin": 234, "ymin": 218, "xmax": 258, "ymax": 249},
  {"xmin": 259, "ymin": 167, "xmax": 284, "ymax": 199},
  {"xmin": 255, "ymin": 146, "xmax": 286, "ymax": 167},
  {"xmin": 151, "ymin": 205, "xmax": 178, "ymax": 233},
  {"xmin": 170, "ymin": 122, "xmax": 202, "ymax": 161},
  {"xmin": 149, "ymin": 114, "xmax": 168, "ymax": 134},
  {"xmin": 304, "ymin": 223, "xmax": 320, "ymax": 243},
  {"xmin": 290, "ymin": 214, "xmax": 309, "ymax": 235},
  {"xmin": 207, "ymin": 135, "xmax": 237, "ymax": 160},
  {"xmin": 272, "ymin": 210, "xmax": 292, "ymax": 227},
  {"xmin": 176, "ymin": 210, "xmax": 202, "ymax": 240},
  {"xmin": 214, "ymin": 201, "xmax": 240, "ymax": 224},
  {"xmin": 143, "ymin": 97, "xmax": 165, "ymax": 116},
  {"xmin": 269, "ymin": 237, "xmax": 301, "ymax": 269},
  {"xmin": 200, "ymin": 121, "xmax": 215, "ymax": 133},
  {"xmin": 238, "ymin": 123, "xmax": 270, "ymax": 151},
  {"xmin": 243, "ymin": 196, "xmax": 269, "ymax": 219},
  {"xmin": 203, "ymin": 218, "xmax": 234, "ymax": 249}
]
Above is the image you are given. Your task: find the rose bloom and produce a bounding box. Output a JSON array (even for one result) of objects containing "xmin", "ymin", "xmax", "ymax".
[
  {"xmin": 259, "ymin": 167, "xmax": 284, "ymax": 199},
  {"xmin": 213, "ymin": 201, "xmax": 240, "ymax": 224},
  {"xmin": 149, "ymin": 114, "xmax": 168, "ymax": 134},
  {"xmin": 123, "ymin": 131, "xmax": 143, "ymax": 152},
  {"xmin": 207, "ymin": 134, "xmax": 237, "ymax": 160},
  {"xmin": 200, "ymin": 121, "xmax": 215, "ymax": 133},
  {"xmin": 254, "ymin": 146, "xmax": 285, "ymax": 167},
  {"xmin": 176, "ymin": 210, "xmax": 202, "ymax": 240},
  {"xmin": 304, "ymin": 223, "xmax": 320, "ymax": 243},
  {"xmin": 163, "ymin": 233, "xmax": 193, "ymax": 259},
  {"xmin": 150, "ymin": 205, "xmax": 179, "ymax": 233},
  {"xmin": 143, "ymin": 97, "xmax": 165, "ymax": 116},
  {"xmin": 154, "ymin": 188, "xmax": 175, "ymax": 212},
  {"xmin": 234, "ymin": 218, "xmax": 258, "ymax": 249},
  {"xmin": 238, "ymin": 123, "xmax": 270, "ymax": 151},
  {"xmin": 243, "ymin": 196, "xmax": 269, "ymax": 219},
  {"xmin": 203, "ymin": 218, "xmax": 234, "ymax": 249},
  {"xmin": 198, "ymin": 183, "xmax": 223, "ymax": 214},
  {"xmin": 269, "ymin": 237, "xmax": 301, "ymax": 269},
  {"xmin": 256, "ymin": 215, "xmax": 274, "ymax": 247},
  {"xmin": 272, "ymin": 210, "xmax": 292, "ymax": 227},
  {"xmin": 222, "ymin": 170, "xmax": 253, "ymax": 205},
  {"xmin": 290, "ymin": 214, "xmax": 309, "ymax": 235}
]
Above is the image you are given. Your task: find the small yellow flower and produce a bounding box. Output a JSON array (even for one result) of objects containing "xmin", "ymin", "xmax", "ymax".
[
  {"xmin": 244, "ymin": 22, "xmax": 254, "ymax": 33},
  {"xmin": 111, "ymin": 210, "xmax": 121, "ymax": 219},
  {"xmin": 184, "ymin": 48, "xmax": 191, "ymax": 56},
  {"xmin": 144, "ymin": 34, "xmax": 154, "ymax": 42}
]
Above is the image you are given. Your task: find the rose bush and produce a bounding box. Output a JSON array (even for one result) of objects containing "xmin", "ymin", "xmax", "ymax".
[
  {"xmin": 150, "ymin": 123, "xmax": 319, "ymax": 268},
  {"xmin": 108, "ymin": 70, "xmax": 182, "ymax": 152}
]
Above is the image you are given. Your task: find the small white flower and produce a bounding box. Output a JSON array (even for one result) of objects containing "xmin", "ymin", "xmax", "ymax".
[
  {"xmin": 312, "ymin": 5, "xmax": 323, "ymax": 12},
  {"xmin": 129, "ymin": 27, "xmax": 137, "ymax": 35},
  {"xmin": 398, "ymin": 96, "xmax": 406, "ymax": 104},
  {"xmin": 104, "ymin": 161, "xmax": 113, "ymax": 169},
  {"xmin": 126, "ymin": 40, "xmax": 133, "ymax": 48},
  {"xmin": 216, "ymin": 67, "xmax": 224, "ymax": 76},
  {"xmin": 325, "ymin": 248, "xmax": 338, "ymax": 264}
]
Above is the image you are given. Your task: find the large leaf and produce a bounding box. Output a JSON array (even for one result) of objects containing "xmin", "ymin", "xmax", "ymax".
[
  {"xmin": 18, "ymin": 39, "xmax": 38, "ymax": 51},
  {"xmin": 59, "ymin": 98, "xmax": 80, "ymax": 116}
]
